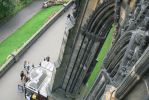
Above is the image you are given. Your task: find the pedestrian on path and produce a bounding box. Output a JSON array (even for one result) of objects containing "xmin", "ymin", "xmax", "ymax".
[
  {"xmin": 17, "ymin": 84, "xmax": 24, "ymax": 93},
  {"xmin": 24, "ymin": 61, "xmax": 30, "ymax": 74},
  {"xmin": 24, "ymin": 75, "xmax": 27, "ymax": 83},
  {"xmin": 67, "ymin": 14, "xmax": 72, "ymax": 21},
  {"xmin": 20, "ymin": 71, "xmax": 25, "ymax": 81},
  {"xmin": 67, "ymin": 13, "xmax": 75, "ymax": 25},
  {"xmin": 46, "ymin": 56, "xmax": 50, "ymax": 62},
  {"xmin": 24, "ymin": 60, "xmax": 27, "ymax": 69}
]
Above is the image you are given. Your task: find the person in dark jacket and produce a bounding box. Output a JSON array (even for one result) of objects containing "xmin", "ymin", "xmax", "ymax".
[{"xmin": 20, "ymin": 71, "xmax": 25, "ymax": 81}]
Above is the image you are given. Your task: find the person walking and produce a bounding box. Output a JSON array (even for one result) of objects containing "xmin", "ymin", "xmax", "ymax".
[
  {"xmin": 20, "ymin": 71, "xmax": 25, "ymax": 81},
  {"xmin": 67, "ymin": 14, "xmax": 72, "ymax": 21},
  {"xmin": 24, "ymin": 60, "xmax": 27, "ymax": 69},
  {"xmin": 67, "ymin": 14, "xmax": 75, "ymax": 27},
  {"xmin": 46, "ymin": 56, "xmax": 50, "ymax": 62},
  {"xmin": 24, "ymin": 61, "xmax": 30, "ymax": 74},
  {"xmin": 24, "ymin": 74, "xmax": 30, "ymax": 83}
]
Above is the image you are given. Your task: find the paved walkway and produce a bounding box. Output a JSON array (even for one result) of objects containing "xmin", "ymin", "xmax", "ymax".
[
  {"xmin": 0, "ymin": 0, "xmax": 43, "ymax": 42},
  {"xmin": 0, "ymin": 6, "xmax": 73, "ymax": 100}
]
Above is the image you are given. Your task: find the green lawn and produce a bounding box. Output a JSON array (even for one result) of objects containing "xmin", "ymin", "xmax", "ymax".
[
  {"xmin": 86, "ymin": 25, "xmax": 114, "ymax": 89},
  {"xmin": 0, "ymin": 5, "xmax": 62, "ymax": 66}
]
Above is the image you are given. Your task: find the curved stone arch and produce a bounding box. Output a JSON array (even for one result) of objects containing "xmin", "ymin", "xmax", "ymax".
[
  {"xmin": 87, "ymin": 0, "xmax": 115, "ymax": 33},
  {"xmin": 62, "ymin": 0, "xmax": 116, "ymax": 95},
  {"xmin": 82, "ymin": 14, "xmax": 114, "ymax": 83},
  {"xmin": 80, "ymin": 0, "xmax": 115, "ymax": 84},
  {"xmin": 68, "ymin": 15, "xmax": 115, "ymax": 93},
  {"xmin": 52, "ymin": 0, "xmax": 116, "ymax": 97}
]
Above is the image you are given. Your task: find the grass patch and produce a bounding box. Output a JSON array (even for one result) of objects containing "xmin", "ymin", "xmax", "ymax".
[
  {"xmin": 86, "ymin": 25, "xmax": 115, "ymax": 89},
  {"xmin": 0, "ymin": 5, "xmax": 62, "ymax": 66}
]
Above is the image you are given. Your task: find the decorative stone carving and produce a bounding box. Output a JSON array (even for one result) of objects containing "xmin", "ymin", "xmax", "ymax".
[
  {"xmin": 112, "ymin": 28, "xmax": 149, "ymax": 87},
  {"xmin": 115, "ymin": 45, "xmax": 149, "ymax": 99}
]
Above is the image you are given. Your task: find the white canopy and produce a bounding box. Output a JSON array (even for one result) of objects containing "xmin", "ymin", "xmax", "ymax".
[{"xmin": 25, "ymin": 61, "xmax": 56, "ymax": 97}]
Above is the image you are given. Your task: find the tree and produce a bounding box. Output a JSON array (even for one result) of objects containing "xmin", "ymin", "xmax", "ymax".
[
  {"xmin": 0, "ymin": 0, "xmax": 15, "ymax": 19},
  {"xmin": 19, "ymin": 0, "xmax": 32, "ymax": 5}
]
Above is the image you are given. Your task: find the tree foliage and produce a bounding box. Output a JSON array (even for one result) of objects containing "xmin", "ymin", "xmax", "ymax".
[
  {"xmin": 0, "ymin": 0, "xmax": 15, "ymax": 19},
  {"xmin": 0, "ymin": 0, "xmax": 32, "ymax": 20},
  {"xmin": 19, "ymin": 0, "xmax": 32, "ymax": 5}
]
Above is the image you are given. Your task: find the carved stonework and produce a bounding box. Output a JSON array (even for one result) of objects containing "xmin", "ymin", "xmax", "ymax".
[{"xmin": 112, "ymin": 28, "xmax": 149, "ymax": 86}]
